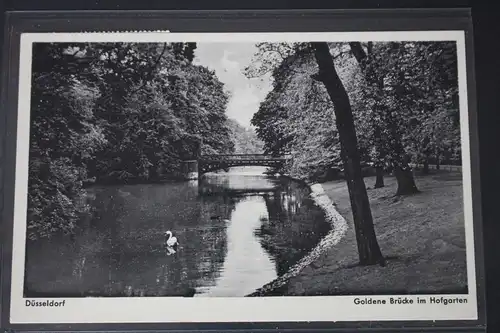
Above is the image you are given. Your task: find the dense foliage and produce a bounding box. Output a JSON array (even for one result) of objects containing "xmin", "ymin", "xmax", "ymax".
[
  {"xmin": 247, "ymin": 41, "xmax": 460, "ymax": 183},
  {"xmin": 28, "ymin": 42, "xmax": 234, "ymax": 240},
  {"xmin": 246, "ymin": 41, "xmax": 460, "ymax": 265},
  {"xmin": 226, "ymin": 119, "xmax": 264, "ymax": 154}
]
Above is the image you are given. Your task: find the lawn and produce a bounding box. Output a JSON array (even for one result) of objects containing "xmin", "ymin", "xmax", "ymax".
[{"xmin": 278, "ymin": 170, "xmax": 468, "ymax": 296}]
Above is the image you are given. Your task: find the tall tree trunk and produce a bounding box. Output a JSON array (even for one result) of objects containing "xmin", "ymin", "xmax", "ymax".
[
  {"xmin": 435, "ymin": 149, "xmax": 441, "ymax": 170},
  {"xmin": 423, "ymin": 158, "xmax": 430, "ymax": 174},
  {"xmin": 394, "ymin": 164, "xmax": 418, "ymax": 195},
  {"xmin": 195, "ymin": 137, "xmax": 202, "ymax": 158},
  {"xmin": 373, "ymin": 125, "xmax": 385, "ymax": 189},
  {"xmin": 311, "ymin": 42, "xmax": 384, "ymax": 266},
  {"xmin": 374, "ymin": 166, "xmax": 385, "ymax": 188},
  {"xmin": 349, "ymin": 42, "xmax": 419, "ymax": 196},
  {"xmin": 384, "ymin": 110, "xmax": 419, "ymax": 195},
  {"xmin": 422, "ymin": 137, "xmax": 431, "ymax": 175}
]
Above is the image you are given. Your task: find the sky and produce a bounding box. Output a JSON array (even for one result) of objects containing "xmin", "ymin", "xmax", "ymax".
[{"xmin": 193, "ymin": 43, "xmax": 273, "ymax": 129}]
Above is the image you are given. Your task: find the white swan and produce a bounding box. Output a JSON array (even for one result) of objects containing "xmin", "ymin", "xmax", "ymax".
[{"xmin": 164, "ymin": 231, "xmax": 179, "ymax": 248}]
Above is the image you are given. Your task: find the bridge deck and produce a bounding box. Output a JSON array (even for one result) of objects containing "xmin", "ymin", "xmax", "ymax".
[
  {"xmin": 200, "ymin": 154, "xmax": 290, "ymax": 161},
  {"xmin": 198, "ymin": 154, "xmax": 289, "ymax": 174}
]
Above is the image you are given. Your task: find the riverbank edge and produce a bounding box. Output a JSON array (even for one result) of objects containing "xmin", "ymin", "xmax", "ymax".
[{"xmin": 246, "ymin": 179, "xmax": 349, "ymax": 297}]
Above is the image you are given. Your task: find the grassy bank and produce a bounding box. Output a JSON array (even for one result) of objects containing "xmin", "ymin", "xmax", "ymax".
[{"xmin": 266, "ymin": 170, "xmax": 468, "ymax": 296}]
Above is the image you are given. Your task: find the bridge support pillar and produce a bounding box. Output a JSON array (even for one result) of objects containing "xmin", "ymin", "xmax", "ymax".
[{"xmin": 181, "ymin": 160, "xmax": 199, "ymax": 180}]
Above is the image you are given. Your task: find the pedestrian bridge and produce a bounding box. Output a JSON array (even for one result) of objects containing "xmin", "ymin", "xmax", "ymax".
[
  {"xmin": 199, "ymin": 154, "xmax": 289, "ymax": 174},
  {"xmin": 181, "ymin": 154, "xmax": 290, "ymax": 179}
]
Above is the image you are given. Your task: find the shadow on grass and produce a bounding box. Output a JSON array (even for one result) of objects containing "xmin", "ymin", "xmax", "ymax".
[
  {"xmin": 248, "ymin": 254, "xmax": 469, "ymax": 297},
  {"xmin": 296, "ymin": 286, "xmax": 469, "ymax": 297}
]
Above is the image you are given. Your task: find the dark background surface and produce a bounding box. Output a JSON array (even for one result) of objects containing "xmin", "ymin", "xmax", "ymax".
[{"xmin": 0, "ymin": 0, "xmax": 498, "ymax": 332}]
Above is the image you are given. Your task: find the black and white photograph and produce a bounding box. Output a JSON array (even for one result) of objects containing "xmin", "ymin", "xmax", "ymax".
[{"xmin": 8, "ymin": 31, "xmax": 479, "ymax": 323}]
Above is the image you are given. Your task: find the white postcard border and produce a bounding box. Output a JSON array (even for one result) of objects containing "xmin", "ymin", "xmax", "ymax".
[{"xmin": 9, "ymin": 30, "xmax": 477, "ymax": 324}]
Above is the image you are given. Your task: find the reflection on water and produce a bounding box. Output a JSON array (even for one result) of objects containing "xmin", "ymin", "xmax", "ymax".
[
  {"xmin": 195, "ymin": 197, "xmax": 277, "ymax": 297},
  {"xmin": 24, "ymin": 167, "xmax": 331, "ymax": 297}
]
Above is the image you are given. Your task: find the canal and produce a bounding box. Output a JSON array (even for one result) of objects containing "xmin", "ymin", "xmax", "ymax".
[{"xmin": 24, "ymin": 167, "xmax": 331, "ymax": 297}]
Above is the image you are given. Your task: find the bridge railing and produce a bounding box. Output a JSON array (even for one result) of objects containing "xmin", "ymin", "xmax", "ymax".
[{"xmin": 200, "ymin": 154, "xmax": 291, "ymax": 161}]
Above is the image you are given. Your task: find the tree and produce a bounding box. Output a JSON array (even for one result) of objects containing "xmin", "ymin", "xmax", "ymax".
[
  {"xmin": 350, "ymin": 41, "xmax": 460, "ymax": 187},
  {"xmin": 248, "ymin": 51, "xmax": 303, "ymax": 157},
  {"xmin": 249, "ymin": 48, "xmax": 351, "ymax": 181},
  {"xmin": 393, "ymin": 42, "xmax": 460, "ymax": 170},
  {"xmin": 28, "ymin": 43, "xmax": 108, "ymax": 240},
  {"xmin": 79, "ymin": 42, "xmax": 234, "ymax": 182},
  {"xmin": 349, "ymin": 42, "xmax": 419, "ymax": 195},
  {"xmin": 28, "ymin": 42, "xmax": 235, "ymax": 239},
  {"xmin": 245, "ymin": 42, "xmax": 386, "ymax": 265},
  {"xmin": 227, "ymin": 119, "xmax": 265, "ymax": 154},
  {"xmin": 311, "ymin": 42, "xmax": 385, "ymax": 266}
]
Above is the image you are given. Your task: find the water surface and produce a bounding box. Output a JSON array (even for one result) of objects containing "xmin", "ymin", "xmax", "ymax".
[{"xmin": 24, "ymin": 167, "xmax": 331, "ymax": 297}]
